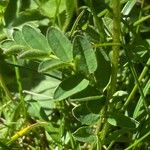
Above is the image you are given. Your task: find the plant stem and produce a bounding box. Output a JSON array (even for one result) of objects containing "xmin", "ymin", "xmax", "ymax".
[
  {"xmin": 0, "ymin": 73, "xmax": 13, "ymax": 101},
  {"xmin": 133, "ymin": 78, "xmax": 150, "ymax": 118},
  {"xmin": 122, "ymin": 58, "xmax": 150, "ymax": 110},
  {"xmin": 12, "ymin": 56, "xmax": 26, "ymax": 117},
  {"xmin": 0, "ymin": 61, "xmax": 14, "ymax": 101},
  {"xmin": 7, "ymin": 122, "xmax": 48, "ymax": 145},
  {"xmin": 125, "ymin": 131, "xmax": 150, "ymax": 150},
  {"xmin": 122, "ymin": 47, "xmax": 149, "ymax": 113},
  {"xmin": 108, "ymin": 0, "xmax": 121, "ymax": 98},
  {"xmin": 93, "ymin": 42, "xmax": 121, "ymax": 48},
  {"xmin": 98, "ymin": 0, "xmax": 121, "ymax": 147},
  {"xmin": 136, "ymin": 0, "xmax": 145, "ymax": 33},
  {"xmin": 134, "ymin": 15, "xmax": 150, "ymax": 26}
]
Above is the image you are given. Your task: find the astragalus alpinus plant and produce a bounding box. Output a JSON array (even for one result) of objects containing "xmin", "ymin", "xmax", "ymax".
[{"xmin": 0, "ymin": 0, "xmax": 150, "ymax": 149}]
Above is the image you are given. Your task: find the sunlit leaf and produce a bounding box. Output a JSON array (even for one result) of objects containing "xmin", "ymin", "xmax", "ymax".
[
  {"xmin": 47, "ymin": 27, "xmax": 73, "ymax": 62},
  {"xmin": 122, "ymin": 0, "xmax": 137, "ymax": 16},
  {"xmin": 22, "ymin": 25, "xmax": 51, "ymax": 52},
  {"xmin": 13, "ymin": 29, "xmax": 28, "ymax": 46},
  {"xmin": 54, "ymin": 74, "xmax": 89, "ymax": 101}
]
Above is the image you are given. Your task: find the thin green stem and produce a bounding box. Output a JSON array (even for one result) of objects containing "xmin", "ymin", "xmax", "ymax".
[
  {"xmin": 136, "ymin": 0, "xmax": 145, "ymax": 33},
  {"xmin": 123, "ymin": 46, "xmax": 149, "ymax": 113},
  {"xmin": 125, "ymin": 131, "xmax": 150, "ymax": 150},
  {"xmin": 122, "ymin": 58, "xmax": 150, "ymax": 110},
  {"xmin": 93, "ymin": 43, "xmax": 121, "ymax": 48},
  {"xmin": 123, "ymin": 48, "xmax": 149, "ymax": 113},
  {"xmin": 0, "ymin": 73, "xmax": 13, "ymax": 101},
  {"xmin": 70, "ymin": 95, "xmax": 104, "ymax": 102},
  {"xmin": 97, "ymin": 9, "xmax": 108, "ymax": 18},
  {"xmin": 12, "ymin": 56, "xmax": 26, "ymax": 117},
  {"xmin": 0, "ymin": 100, "xmax": 12, "ymax": 111},
  {"xmin": 68, "ymin": 131, "xmax": 75, "ymax": 149},
  {"xmin": 107, "ymin": 141, "xmax": 115, "ymax": 150},
  {"xmin": 134, "ymin": 15, "xmax": 150, "ymax": 27},
  {"xmin": 133, "ymin": 78, "xmax": 150, "ymax": 118},
  {"xmin": 130, "ymin": 66, "xmax": 148, "ymax": 113}
]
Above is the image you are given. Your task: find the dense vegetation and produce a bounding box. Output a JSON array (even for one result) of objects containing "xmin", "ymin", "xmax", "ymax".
[{"xmin": 0, "ymin": 0, "xmax": 150, "ymax": 149}]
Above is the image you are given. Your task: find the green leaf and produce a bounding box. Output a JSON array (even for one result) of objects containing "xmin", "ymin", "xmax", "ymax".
[
  {"xmin": 73, "ymin": 126, "xmax": 96, "ymax": 143},
  {"xmin": 44, "ymin": 123, "xmax": 61, "ymax": 144},
  {"xmin": 47, "ymin": 27, "xmax": 73, "ymax": 62},
  {"xmin": 94, "ymin": 50, "xmax": 111, "ymax": 90},
  {"xmin": 27, "ymin": 100, "xmax": 49, "ymax": 121},
  {"xmin": 22, "ymin": 25, "xmax": 51, "ymax": 52},
  {"xmin": 18, "ymin": 49, "xmax": 49, "ymax": 59},
  {"xmin": 24, "ymin": 75, "xmax": 60, "ymax": 102},
  {"xmin": 107, "ymin": 112, "xmax": 139, "ymax": 129},
  {"xmin": 38, "ymin": 59, "xmax": 69, "ymax": 73},
  {"xmin": 13, "ymin": 30, "xmax": 28, "ymax": 46},
  {"xmin": 121, "ymin": 0, "xmax": 137, "ymax": 16},
  {"xmin": 103, "ymin": 17, "xmax": 113, "ymax": 35},
  {"xmin": 54, "ymin": 74, "xmax": 89, "ymax": 101},
  {"xmin": 73, "ymin": 35, "xmax": 97, "ymax": 74},
  {"xmin": 72, "ymin": 104, "xmax": 100, "ymax": 125},
  {"xmin": 1, "ymin": 40, "xmax": 16, "ymax": 49},
  {"xmin": 3, "ymin": 45, "xmax": 25, "ymax": 55},
  {"xmin": 112, "ymin": 90, "xmax": 128, "ymax": 104},
  {"xmin": 113, "ymin": 91, "xmax": 128, "ymax": 97}
]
